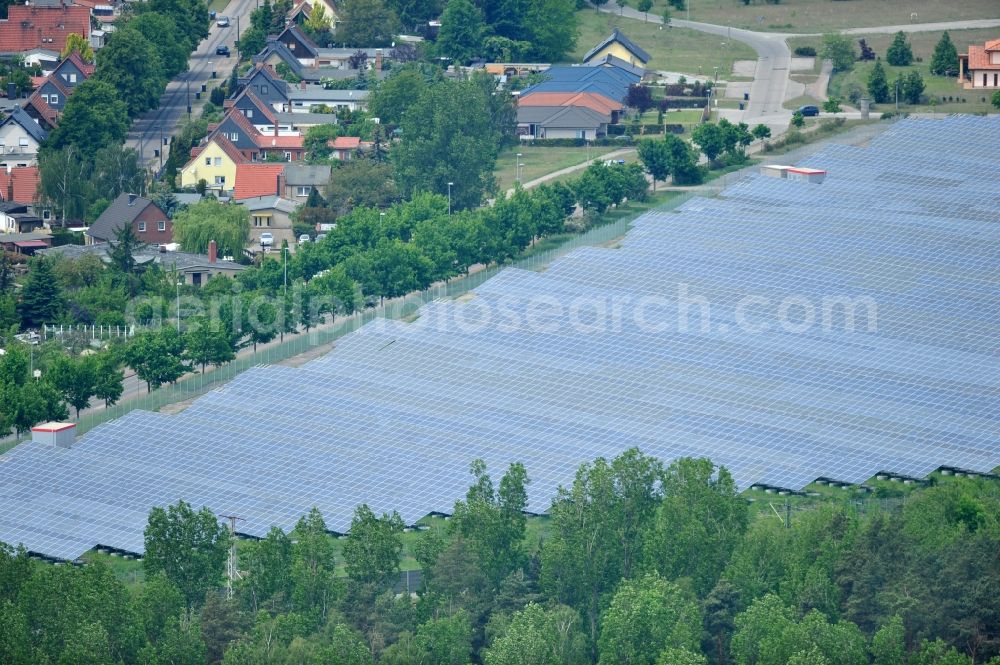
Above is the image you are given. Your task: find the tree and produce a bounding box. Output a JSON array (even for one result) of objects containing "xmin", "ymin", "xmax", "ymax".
[
  {"xmin": 414, "ymin": 612, "xmax": 473, "ymax": 665},
  {"xmin": 171, "ymin": 199, "xmax": 250, "ymax": 257},
  {"xmin": 525, "ymin": 0, "xmax": 578, "ymax": 62},
  {"xmin": 692, "ymin": 122, "xmax": 726, "ymax": 162},
  {"xmin": 45, "ymin": 80, "xmax": 130, "ymax": 156},
  {"xmin": 242, "ymin": 294, "xmax": 278, "ymax": 352},
  {"xmin": 304, "ymin": 2, "xmax": 332, "ymax": 38},
  {"xmin": 335, "ymin": 0, "xmax": 400, "ymax": 47},
  {"xmin": 541, "ymin": 449, "xmax": 663, "ymax": 651},
  {"xmin": 436, "ymin": 0, "xmax": 485, "ymax": 64},
  {"xmin": 992, "ymin": 90, "xmax": 1000, "ymax": 110},
  {"xmin": 137, "ymin": 618, "xmax": 206, "ymax": 665},
  {"xmin": 450, "ymin": 460, "xmax": 529, "ymax": 587},
  {"xmin": 290, "ymin": 508, "xmax": 338, "ymax": 620},
  {"xmin": 822, "ymin": 98, "xmax": 842, "ymax": 113},
  {"xmin": 867, "ymin": 59, "xmax": 890, "ymax": 104},
  {"xmin": 627, "ymin": 84, "xmax": 654, "ymax": 114},
  {"xmin": 871, "ymin": 616, "xmax": 906, "ymax": 665},
  {"xmin": 886, "ymin": 31, "xmax": 913, "ymax": 66},
  {"xmin": 752, "ymin": 123, "xmax": 772, "ymax": 141},
  {"xmin": 638, "ymin": 0, "xmax": 653, "ymax": 20},
  {"xmin": 93, "ymin": 145, "xmax": 145, "ymax": 203},
  {"xmin": 484, "ymin": 602, "xmax": 588, "ymax": 665},
  {"xmin": 17, "ymin": 256, "xmax": 65, "ymax": 328},
  {"xmin": 930, "ymin": 31, "xmax": 959, "ymax": 76},
  {"xmin": 61, "ymin": 33, "xmax": 93, "ymax": 62},
  {"xmin": 791, "ymin": 111, "xmax": 805, "ymax": 128},
  {"xmin": 125, "ymin": 13, "xmax": 190, "ymax": 79},
  {"xmin": 662, "ymin": 134, "xmax": 703, "ymax": 185},
  {"xmin": 902, "ymin": 69, "xmax": 925, "ymax": 104},
  {"xmin": 109, "ymin": 221, "xmax": 144, "ymax": 297},
  {"xmin": 183, "ymin": 317, "xmax": 236, "ymax": 372},
  {"xmin": 637, "ymin": 139, "xmax": 670, "ymax": 190},
  {"xmin": 143, "ymin": 500, "xmax": 231, "ymax": 612},
  {"xmin": 93, "ymin": 352, "xmax": 124, "ymax": 408},
  {"xmin": 597, "ymin": 572, "xmax": 703, "ymax": 665},
  {"xmin": 122, "ymin": 328, "xmax": 186, "ymax": 392},
  {"xmin": 821, "ymin": 34, "xmax": 856, "ymax": 72},
  {"xmin": 646, "ymin": 458, "xmax": 749, "ymax": 596},
  {"xmin": 94, "ymin": 28, "xmax": 166, "ymax": 116},
  {"xmin": 393, "ymin": 77, "xmax": 506, "ymax": 211},
  {"xmin": 238, "ymin": 526, "xmax": 293, "ymax": 613},
  {"xmin": 37, "ymin": 145, "xmax": 91, "ymax": 224},
  {"xmin": 342, "ymin": 504, "xmax": 404, "ymax": 589},
  {"xmin": 368, "ymin": 65, "xmax": 430, "ymax": 125},
  {"xmin": 45, "ymin": 353, "xmax": 98, "ymax": 417},
  {"xmin": 325, "ymin": 160, "xmax": 399, "ymax": 216}
]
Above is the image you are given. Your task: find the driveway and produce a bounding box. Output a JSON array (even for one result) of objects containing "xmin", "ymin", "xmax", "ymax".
[{"xmin": 125, "ymin": 0, "xmax": 255, "ymax": 171}]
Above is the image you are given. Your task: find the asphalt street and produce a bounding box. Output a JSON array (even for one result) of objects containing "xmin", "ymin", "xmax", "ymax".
[{"xmin": 125, "ymin": 0, "xmax": 255, "ymax": 170}]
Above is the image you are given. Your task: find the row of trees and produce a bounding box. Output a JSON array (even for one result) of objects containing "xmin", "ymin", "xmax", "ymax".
[
  {"xmin": 2, "ymin": 451, "xmax": 998, "ymax": 664},
  {"xmin": 436, "ymin": 0, "xmax": 579, "ymax": 64},
  {"xmin": 821, "ymin": 31, "xmax": 959, "ymax": 77}
]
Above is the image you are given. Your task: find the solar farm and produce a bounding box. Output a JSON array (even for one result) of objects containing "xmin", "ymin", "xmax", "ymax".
[{"xmin": 2, "ymin": 116, "xmax": 999, "ymax": 561}]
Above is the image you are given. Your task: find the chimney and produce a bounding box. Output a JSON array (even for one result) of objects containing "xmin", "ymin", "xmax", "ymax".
[
  {"xmin": 375, "ymin": 49, "xmax": 382, "ymax": 72},
  {"xmin": 276, "ymin": 171, "xmax": 284, "ymax": 196},
  {"xmin": 208, "ymin": 239, "xmax": 217, "ymax": 263},
  {"xmin": 127, "ymin": 193, "xmax": 137, "ymax": 205},
  {"xmin": 300, "ymin": 79, "xmax": 306, "ymax": 91}
]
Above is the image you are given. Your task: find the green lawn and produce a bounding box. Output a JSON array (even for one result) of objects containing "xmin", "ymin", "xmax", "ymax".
[
  {"xmin": 573, "ymin": 10, "xmax": 757, "ymax": 77},
  {"xmin": 495, "ymin": 144, "xmax": 624, "ymax": 190},
  {"xmin": 634, "ymin": 0, "xmax": 1000, "ymax": 33}
]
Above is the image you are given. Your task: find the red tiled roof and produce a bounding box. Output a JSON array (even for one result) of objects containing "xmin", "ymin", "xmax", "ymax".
[
  {"xmin": 966, "ymin": 44, "xmax": 1000, "ymax": 70},
  {"xmin": 0, "ymin": 166, "xmax": 40, "ymax": 204},
  {"xmin": 213, "ymin": 133, "xmax": 250, "ymax": 165},
  {"xmin": 24, "ymin": 94, "xmax": 60, "ymax": 127},
  {"xmin": 233, "ymin": 163, "xmax": 285, "ymax": 200},
  {"xmin": 518, "ymin": 91, "xmax": 623, "ymax": 114},
  {"xmin": 30, "ymin": 76, "xmax": 47, "ymax": 89},
  {"xmin": 41, "ymin": 73, "xmax": 71, "ymax": 97},
  {"xmin": 0, "ymin": 5, "xmax": 91, "ymax": 54},
  {"xmin": 63, "ymin": 50, "xmax": 95, "ymax": 76},
  {"xmin": 985, "ymin": 39, "xmax": 1000, "ymax": 51},
  {"xmin": 329, "ymin": 136, "xmax": 361, "ymax": 150},
  {"xmin": 255, "ymin": 134, "xmax": 304, "ymax": 150}
]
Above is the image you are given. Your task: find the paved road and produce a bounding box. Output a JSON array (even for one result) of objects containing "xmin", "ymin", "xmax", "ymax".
[{"xmin": 125, "ymin": 0, "xmax": 254, "ymax": 171}]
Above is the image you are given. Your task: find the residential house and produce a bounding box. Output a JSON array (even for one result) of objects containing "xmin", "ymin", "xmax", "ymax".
[
  {"xmin": 517, "ymin": 91, "xmax": 623, "ymax": 123},
  {"xmin": 30, "ymin": 74, "xmax": 71, "ymax": 113},
  {"xmin": 485, "ymin": 63, "xmax": 550, "ymax": 77},
  {"xmin": 39, "ymin": 242, "xmax": 247, "ymax": 285},
  {"xmin": 286, "ymin": 87, "xmax": 368, "ymax": 113},
  {"xmin": 582, "ymin": 28, "xmax": 651, "ymax": 69},
  {"xmin": 313, "ymin": 47, "xmax": 383, "ymax": 70},
  {"xmin": 239, "ymin": 195, "xmax": 297, "ymax": 249},
  {"xmin": 0, "ymin": 108, "xmax": 47, "ymax": 168},
  {"xmin": 50, "ymin": 51, "xmax": 94, "ymax": 89},
  {"xmin": 233, "ymin": 163, "xmax": 286, "ymax": 200},
  {"xmin": 516, "ymin": 105, "xmax": 609, "ymax": 140},
  {"xmin": 587, "ymin": 53, "xmax": 646, "ymax": 79},
  {"xmin": 282, "ymin": 163, "xmax": 330, "ymax": 201},
  {"xmin": 524, "ymin": 62, "xmax": 640, "ymax": 100},
  {"xmin": 86, "ymin": 193, "xmax": 172, "ymax": 245},
  {"xmin": 0, "ymin": 202, "xmax": 43, "ymax": 233},
  {"xmin": 289, "ymin": 0, "xmax": 340, "ymax": 34},
  {"xmin": 959, "ymin": 38, "xmax": 1000, "ymax": 88},
  {"xmin": 237, "ymin": 64, "xmax": 290, "ymax": 112},
  {"xmin": 327, "ymin": 136, "xmax": 368, "ymax": 161},
  {"xmin": 17, "ymin": 47, "xmax": 60, "ymax": 73},
  {"xmin": 0, "ymin": 3, "xmax": 91, "ymax": 55},
  {"xmin": 21, "ymin": 95, "xmax": 59, "ymax": 131},
  {"xmin": 179, "ymin": 134, "xmax": 248, "ymax": 194},
  {"xmin": 0, "ymin": 165, "xmax": 47, "ymax": 224},
  {"xmin": 275, "ymin": 24, "xmax": 319, "ymax": 65}
]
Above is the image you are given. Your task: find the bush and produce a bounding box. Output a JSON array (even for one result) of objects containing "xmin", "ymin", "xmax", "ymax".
[
  {"xmin": 663, "ymin": 124, "xmax": 685, "ymax": 134},
  {"xmin": 793, "ymin": 46, "xmax": 817, "ymax": 57},
  {"xmin": 209, "ymin": 86, "xmax": 225, "ymax": 105},
  {"xmin": 522, "ymin": 137, "xmax": 630, "ymax": 147}
]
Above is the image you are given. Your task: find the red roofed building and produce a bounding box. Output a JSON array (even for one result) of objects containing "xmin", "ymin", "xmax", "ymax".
[
  {"xmin": 959, "ymin": 38, "xmax": 1000, "ymax": 89},
  {"xmin": 0, "ymin": 4, "xmax": 91, "ymax": 55},
  {"xmin": 233, "ymin": 163, "xmax": 286, "ymax": 200},
  {"xmin": 327, "ymin": 136, "xmax": 371, "ymax": 161},
  {"xmin": 0, "ymin": 166, "xmax": 41, "ymax": 204}
]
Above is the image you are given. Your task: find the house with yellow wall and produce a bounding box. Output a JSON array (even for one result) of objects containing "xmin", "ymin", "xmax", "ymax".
[
  {"xmin": 179, "ymin": 134, "xmax": 248, "ymax": 195},
  {"xmin": 583, "ymin": 28, "xmax": 651, "ymax": 69}
]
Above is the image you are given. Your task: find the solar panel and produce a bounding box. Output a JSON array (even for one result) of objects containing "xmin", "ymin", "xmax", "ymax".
[{"xmin": 0, "ymin": 115, "xmax": 998, "ymax": 560}]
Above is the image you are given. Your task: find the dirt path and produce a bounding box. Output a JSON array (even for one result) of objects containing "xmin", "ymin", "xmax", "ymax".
[{"xmin": 509, "ymin": 147, "xmax": 636, "ymax": 194}]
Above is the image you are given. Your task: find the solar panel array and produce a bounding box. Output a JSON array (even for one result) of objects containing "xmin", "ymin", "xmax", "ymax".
[{"xmin": 2, "ymin": 116, "xmax": 999, "ymax": 560}]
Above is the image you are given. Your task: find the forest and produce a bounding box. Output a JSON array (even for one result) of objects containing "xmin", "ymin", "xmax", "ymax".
[{"xmin": 1, "ymin": 451, "xmax": 998, "ymax": 665}]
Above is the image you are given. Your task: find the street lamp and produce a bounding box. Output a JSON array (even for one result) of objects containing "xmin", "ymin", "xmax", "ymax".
[
  {"xmin": 516, "ymin": 152, "xmax": 523, "ymax": 183},
  {"xmin": 447, "ymin": 182, "xmax": 453, "ymax": 215},
  {"xmin": 176, "ymin": 279, "xmax": 183, "ymax": 331},
  {"xmin": 895, "ymin": 78, "xmax": 900, "ymax": 111}
]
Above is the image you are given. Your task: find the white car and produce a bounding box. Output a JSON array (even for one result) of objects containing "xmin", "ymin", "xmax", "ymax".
[
  {"xmin": 259, "ymin": 232, "xmax": 274, "ymax": 247},
  {"xmin": 298, "ymin": 234, "xmax": 311, "ymax": 245},
  {"xmin": 216, "ymin": 15, "xmax": 230, "ymax": 27}
]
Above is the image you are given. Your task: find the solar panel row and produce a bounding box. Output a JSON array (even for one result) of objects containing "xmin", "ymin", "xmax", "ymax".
[{"xmin": 0, "ymin": 115, "xmax": 998, "ymax": 561}]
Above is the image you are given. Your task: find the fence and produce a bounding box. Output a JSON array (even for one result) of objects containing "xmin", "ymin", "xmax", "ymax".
[
  {"xmin": 69, "ymin": 192, "xmax": 697, "ymax": 438},
  {"xmin": 43, "ymin": 324, "xmax": 137, "ymax": 341}
]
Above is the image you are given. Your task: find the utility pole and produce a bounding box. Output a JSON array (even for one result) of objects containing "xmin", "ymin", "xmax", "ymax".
[
  {"xmin": 785, "ymin": 499, "xmax": 791, "ymax": 529},
  {"xmin": 220, "ymin": 515, "xmax": 242, "ymax": 600}
]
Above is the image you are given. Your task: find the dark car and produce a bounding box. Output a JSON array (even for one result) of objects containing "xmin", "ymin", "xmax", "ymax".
[
  {"xmin": 797, "ymin": 105, "xmax": 820, "ymax": 117},
  {"xmin": 215, "ymin": 45, "xmax": 231, "ymax": 56}
]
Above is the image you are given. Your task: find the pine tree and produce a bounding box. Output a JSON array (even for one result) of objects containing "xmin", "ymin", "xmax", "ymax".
[
  {"xmin": 930, "ymin": 32, "xmax": 959, "ymax": 76},
  {"xmin": 886, "ymin": 31, "xmax": 913, "ymax": 66},
  {"xmin": 902, "ymin": 70, "xmax": 925, "ymax": 104},
  {"xmin": 867, "ymin": 59, "xmax": 890, "ymax": 103},
  {"xmin": 17, "ymin": 257, "xmax": 65, "ymax": 329}
]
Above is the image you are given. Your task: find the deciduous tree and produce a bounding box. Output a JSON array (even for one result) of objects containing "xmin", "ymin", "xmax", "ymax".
[
  {"xmin": 171, "ymin": 200, "xmax": 250, "ymax": 258},
  {"xmin": 95, "ymin": 28, "xmax": 166, "ymax": 116},
  {"xmin": 342, "ymin": 504, "xmax": 405, "ymax": 590}
]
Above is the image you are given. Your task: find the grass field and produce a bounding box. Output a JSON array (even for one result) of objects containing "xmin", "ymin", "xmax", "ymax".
[
  {"xmin": 632, "ymin": 0, "xmax": 1000, "ymax": 33},
  {"xmin": 495, "ymin": 144, "xmax": 624, "ymax": 190},
  {"xmin": 573, "ymin": 10, "xmax": 757, "ymax": 76}
]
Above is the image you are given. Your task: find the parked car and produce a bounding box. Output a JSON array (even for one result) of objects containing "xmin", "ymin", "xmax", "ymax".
[
  {"xmin": 259, "ymin": 232, "xmax": 274, "ymax": 247},
  {"xmin": 215, "ymin": 45, "xmax": 230, "ymax": 56},
  {"xmin": 298, "ymin": 234, "xmax": 311, "ymax": 245},
  {"xmin": 315, "ymin": 233, "xmax": 327, "ymax": 242},
  {"xmin": 797, "ymin": 105, "xmax": 820, "ymax": 117},
  {"xmin": 209, "ymin": 9, "xmax": 216, "ymax": 20},
  {"xmin": 216, "ymin": 15, "xmax": 230, "ymax": 27}
]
